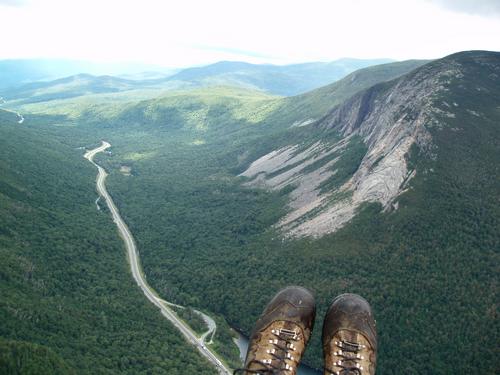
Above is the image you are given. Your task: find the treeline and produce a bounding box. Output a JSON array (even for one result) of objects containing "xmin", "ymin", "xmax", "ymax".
[{"xmin": 0, "ymin": 338, "xmax": 75, "ymax": 375}]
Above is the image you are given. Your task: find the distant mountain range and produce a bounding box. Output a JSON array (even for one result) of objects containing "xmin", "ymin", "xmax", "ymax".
[
  {"xmin": 160, "ymin": 58, "xmax": 394, "ymax": 95},
  {"xmin": 0, "ymin": 59, "xmax": 179, "ymax": 89},
  {"xmin": 0, "ymin": 58, "xmax": 394, "ymax": 98}
]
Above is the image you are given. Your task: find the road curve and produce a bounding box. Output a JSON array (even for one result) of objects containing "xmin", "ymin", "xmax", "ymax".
[{"xmin": 84, "ymin": 141, "xmax": 231, "ymax": 375}]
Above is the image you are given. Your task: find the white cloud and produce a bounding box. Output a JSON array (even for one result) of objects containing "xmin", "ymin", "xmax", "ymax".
[
  {"xmin": 428, "ymin": 0, "xmax": 500, "ymax": 16},
  {"xmin": 0, "ymin": 0, "xmax": 498, "ymax": 67},
  {"xmin": 0, "ymin": 0, "xmax": 28, "ymax": 7}
]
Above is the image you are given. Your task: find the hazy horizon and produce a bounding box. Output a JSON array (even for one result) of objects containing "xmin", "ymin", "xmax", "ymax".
[
  {"xmin": 0, "ymin": 55, "xmax": 399, "ymax": 70},
  {"xmin": 1, "ymin": 0, "xmax": 499, "ymax": 68}
]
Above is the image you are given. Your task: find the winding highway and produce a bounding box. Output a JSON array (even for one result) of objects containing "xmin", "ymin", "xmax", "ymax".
[{"xmin": 84, "ymin": 141, "xmax": 231, "ymax": 375}]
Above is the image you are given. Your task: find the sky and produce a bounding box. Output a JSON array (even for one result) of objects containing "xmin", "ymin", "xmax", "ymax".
[{"xmin": 0, "ymin": 0, "xmax": 499, "ymax": 67}]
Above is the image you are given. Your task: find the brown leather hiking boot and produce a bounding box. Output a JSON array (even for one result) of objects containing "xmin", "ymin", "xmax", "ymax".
[
  {"xmin": 322, "ymin": 294, "xmax": 377, "ymax": 375},
  {"xmin": 235, "ymin": 286, "xmax": 316, "ymax": 374}
]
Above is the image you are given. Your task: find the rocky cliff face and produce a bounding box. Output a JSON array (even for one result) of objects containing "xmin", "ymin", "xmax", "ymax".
[{"xmin": 240, "ymin": 52, "xmax": 494, "ymax": 237}]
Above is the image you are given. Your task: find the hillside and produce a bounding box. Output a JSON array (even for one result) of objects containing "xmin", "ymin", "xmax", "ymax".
[
  {"xmin": 96, "ymin": 86, "xmax": 281, "ymax": 130},
  {"xmin": 239, "ymin": 51, "xmax": 499, "ymax": 237},
  {"xmin": 0, "ymin": 339, "xmax": 75, "ymax": 375},
  {"xmin": 269, "ymin": 59, "xmax": 430, "ymax": 128},
  {"xmin": 0, "ymin": 74, "xmax": 143, "ymax": 105},
  {"xmin": 0, "ymin": 110, "xmax": 217, "ymax": 374},
  {"xmin": 11, "ymin": 60, "xmax": 423, "ymax": 133}
]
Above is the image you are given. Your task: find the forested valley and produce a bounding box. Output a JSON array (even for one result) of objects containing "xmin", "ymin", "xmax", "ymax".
[
  {"xmin": 0, "ymin": 111, "xmax": 217, "ymax": 374},
  {"xmin": 0, "ymin": 52, "xmax": 498, "ymax": 374}
]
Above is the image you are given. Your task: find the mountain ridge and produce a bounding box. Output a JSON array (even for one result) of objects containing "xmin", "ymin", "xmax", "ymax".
[
  {"xmin": 0, "ymin": 58, "xmax": 395, "ymax": 101},
  {"xmin": 163, "ymin": 58, "xmax": 394, "ymax": 96},
  {"xmin": 239, "ymin": 50, "xmax": 500, "ymax": 237}
]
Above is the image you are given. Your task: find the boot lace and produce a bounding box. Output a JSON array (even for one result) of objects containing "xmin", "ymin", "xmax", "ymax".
[
  {"xmin": 324, "ymin": 339, "xmax": 366, "ymax": 375},
  {"xmin": 234, "ymin": 328, "xmax": 299, "ymax": 374}
]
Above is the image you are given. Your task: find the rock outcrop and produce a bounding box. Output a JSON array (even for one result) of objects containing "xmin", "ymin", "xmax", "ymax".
[{"xmin": 240, "ymin": 56, "xmax": 471, "ymax": 237}]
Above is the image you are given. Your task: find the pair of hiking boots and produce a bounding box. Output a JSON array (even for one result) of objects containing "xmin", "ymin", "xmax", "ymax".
[{"xmin": 235, "ymin": 286, "xmax": 377, "ymax": 375}]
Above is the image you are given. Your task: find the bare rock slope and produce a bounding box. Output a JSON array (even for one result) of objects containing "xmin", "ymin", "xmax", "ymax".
[{"xmin": 240, "ymin": 52, "xmax": 492, "ymax": 237}]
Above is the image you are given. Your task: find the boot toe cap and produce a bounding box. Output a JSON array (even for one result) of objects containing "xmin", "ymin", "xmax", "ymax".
[
  {"xmin": 323, "ymin": 293, "xmax": 377, "ymax": 349},
  {"xmin": 255, "ymin": 286, "xmax": 316, "ymax": 336}
]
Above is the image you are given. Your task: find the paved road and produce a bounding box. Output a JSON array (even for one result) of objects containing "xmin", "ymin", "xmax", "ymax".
[{"xmin": 84, "ymin": 141, "xmax": 231, "ymax": 375}]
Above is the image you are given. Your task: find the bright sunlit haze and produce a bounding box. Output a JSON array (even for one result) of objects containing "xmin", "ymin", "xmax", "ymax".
[{"xmin": 1, "ymin": 0, "xmax": 499, "ymax": 68}]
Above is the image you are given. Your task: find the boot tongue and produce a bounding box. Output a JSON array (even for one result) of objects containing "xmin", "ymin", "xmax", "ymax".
[
  {"xmin": 248, "ymin": 322, "xmax": 301, "ymax": 373},
  {"xmin": 332, "ymin": 330, "xmax": 372, "ymax": 375},
  {"xmin": 279, "ymin": 327, "xmax": 298, "ymax": 339}
]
